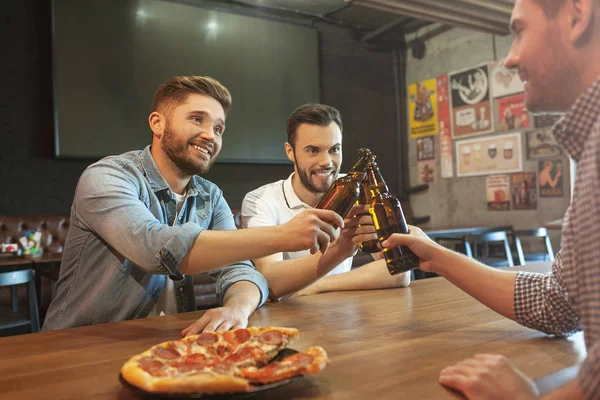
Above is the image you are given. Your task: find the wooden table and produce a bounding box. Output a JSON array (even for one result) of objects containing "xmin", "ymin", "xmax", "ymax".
[{"xmin": 0, "ymin": 263, "xmax": 585, "ymax": 399}]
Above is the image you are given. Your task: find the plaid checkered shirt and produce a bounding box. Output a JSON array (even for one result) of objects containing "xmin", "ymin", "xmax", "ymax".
[{"xmin": 514, "ymin": 78, "xmax": 600, "ymax": 399}]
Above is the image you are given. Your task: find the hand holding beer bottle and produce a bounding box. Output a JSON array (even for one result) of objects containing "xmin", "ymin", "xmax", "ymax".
[{"xmin": 365, "ymin": 159, "xmax": 420, "ymax": 275}]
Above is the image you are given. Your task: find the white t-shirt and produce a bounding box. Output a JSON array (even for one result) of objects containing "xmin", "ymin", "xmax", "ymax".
[
  {"xmin": 149, "ymin": 191, "xmax": 186, "ymax": 316},
  {"xmin": 241, "ymin": 172, "xmax": 352, "ymax": 276}
]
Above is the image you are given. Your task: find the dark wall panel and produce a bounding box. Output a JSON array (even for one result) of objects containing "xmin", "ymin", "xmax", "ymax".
[{"xmin": 0, "ymin": 0, "xmax": 397, "ymax": 215}]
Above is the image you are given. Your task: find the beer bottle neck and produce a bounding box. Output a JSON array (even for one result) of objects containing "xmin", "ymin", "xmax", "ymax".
[
  {"xmin": 347, "ymin": 151, "xmax": 374, "ymax": 175},
  {"xmin": 366, "ymin": 165, "xmax": 389, "ymax": 196}
]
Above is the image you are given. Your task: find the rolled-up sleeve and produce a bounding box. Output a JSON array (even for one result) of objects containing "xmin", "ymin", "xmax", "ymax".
[
  {"xmin": 74, "ymin": 163, "xmax": 201, "ymax": 279},
  {"xmin": 208, "ymin": 192, "xmax": 269, "ymax": 307},
  {"xmin": 513, "ymin": 252, "xmax": 581, "ymax": 336}
]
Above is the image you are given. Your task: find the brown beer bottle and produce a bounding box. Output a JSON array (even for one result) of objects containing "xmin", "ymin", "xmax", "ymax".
[
  {"xmin": 315, "ymin": 171, "xmax": 366, "ymax": 220},
  {"xmin": 315, "ymin": 148, "xmax": 372, "ymax": 219},
  {"xmin": 357, "ymin": 155, "xmax": 383, "ymax": 253},
  {"xmin": 365, "ymin": 160, "xmax": 420, "ymax": 275}
]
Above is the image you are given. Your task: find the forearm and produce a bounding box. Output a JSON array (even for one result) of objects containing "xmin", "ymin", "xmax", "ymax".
[
  {"xmin": 222, "ymin": 281, "xmax": 261, "ymax": 316},
  {"xmin": 306, "ymin": 259, "xmax": 410, "ymax": 295},
  {"xmin": 180, "ymin": 227, "xmax": 285, "ymax": 274},
  {"xmin": 542, "ymin": 378, "xmax": 584, "ymax": 400},
  {"xmin": 433, "ymin": 248, "xmax": 517, "ymax": 320},
  {"xmin": 263, "ymin": 243, "xmax": 352, "ymax": 299}
]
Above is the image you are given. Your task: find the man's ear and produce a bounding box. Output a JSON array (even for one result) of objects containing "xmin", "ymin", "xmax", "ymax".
[
  {"xmin": 284, "ymin": 142, "xmax": 295, "ymax": 163},
  {"xmin": 567, "ymin": 0, "xmax": 594, "ymax": 44},
  {"xmin": 149, "ymin": 111, "xmax": 165, "ymax": 140}
]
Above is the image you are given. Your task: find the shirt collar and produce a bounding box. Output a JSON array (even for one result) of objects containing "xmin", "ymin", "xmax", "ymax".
[
  {"xmin": 139, "ymin": 145, "xmax": 207, "ymax": 197},
  {"xmin": 553, "ymin": 78, "xmax": 600, "ymax": 162},
  {"xmin": 283, "ymin": 172, "xmax": 312, "ymax": 210}
]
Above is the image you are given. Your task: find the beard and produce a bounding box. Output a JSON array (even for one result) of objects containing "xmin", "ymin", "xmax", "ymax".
[
  {"xmin": 524, "ymin": 31, "xmax": 577, "ymax": 113},
  {"xmin": 294, "ymin": 157, "xmax": 338, "ymax": 194},
  {"xmin": 162, "ymin": 122, "xmax": 215, "ymax": 176}
]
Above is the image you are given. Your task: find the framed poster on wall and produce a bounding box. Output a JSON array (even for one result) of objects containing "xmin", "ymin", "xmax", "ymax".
[
  {"xmin": 449, "ymin": 62, "xmax": 494, "ymax": 139},
  {"xmin": 456, "ymin": 132, "xmax": 523, "ymax": 177},
  {"xmin": 408, "ymin": 78, "xmax": 439, "ymax": 138},
  {"xmin": 490, "ymin": 60, "xmax": 524, "ymax": 98},
  {"xmin": 498, "ymin": 93, "xmax": 530, "ymax": 132},
  {"xmin": 437, "ymin": 74, "xmax": 453, "ymax": 178}
]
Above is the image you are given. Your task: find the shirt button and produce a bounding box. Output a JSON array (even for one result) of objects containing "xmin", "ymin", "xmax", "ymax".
[
  {"xmin": 179, "ymin": 287, "xmax": 184, "ymax": 292},
  {"xmin": 158, "ymin": 249, "xmax": 165, "ymax": 257},
  {"xmin": 166, "ymin": 190, "xmax": 171, "ymax": 197}
]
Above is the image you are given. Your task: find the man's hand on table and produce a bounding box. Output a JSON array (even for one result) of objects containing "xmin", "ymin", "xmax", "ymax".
[
  {"xmin": 181, "ymin": 281, "xmax": 260, "ymax": 337},
  {"xmin": 181, "ymin": 306, "xmax": 249, "ymax": 337},
  {"xmin": 439, "ymin": 354, "xmax": 538, "ymax": 400}
]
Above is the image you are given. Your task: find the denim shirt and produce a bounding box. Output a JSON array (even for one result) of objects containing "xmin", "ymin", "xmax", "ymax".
[{"xmin": 43, "ymin": 146, "xmax": 268, "ymax": 330}]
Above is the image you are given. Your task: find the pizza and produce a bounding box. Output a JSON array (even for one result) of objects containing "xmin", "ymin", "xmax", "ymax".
[{"xmin": 120, "ymin": 326, "xmax": 329, "ymax": 394}]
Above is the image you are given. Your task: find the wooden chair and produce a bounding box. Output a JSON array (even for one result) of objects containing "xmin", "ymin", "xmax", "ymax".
[
  {"xmin": 513, "ymin": 228, "xmax": 555, "ymax": 265},
  {"xmin": 0, "ymin": 268, "xmax": 40, "ymax": 337}
]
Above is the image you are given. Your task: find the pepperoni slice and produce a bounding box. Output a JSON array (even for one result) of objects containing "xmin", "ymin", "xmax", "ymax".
[
  {"xmin": 223, "ymin": 330, "xmax": 239, "ymax": 345},
  {"xmin": 235, "ymin": 328, "xmax": 250, "ymax": 344},
  {"xmin": 258, "ymin": 330, "xmax": 283, "ymax": 345},
  {"xmin": 138, "ymin": 357, "xmax": 166, "ymax": 376},
  {"xmin": 185, "ymin": 353, "xmax": 207, "ymax": 364},
  {"xmin": 197, "ymin": 332, "xmax": 217, "ymax": 346},
  {"xmin": 154, "ymin": 346, "xmax": 180, "ymax": 360},
  {"xmin": 216, "ymin": 343, "xmax": 232, "ymax": 357},
  {"xmin": 226, "ymin": 347, "xmax": 255, "ymax": 364}
]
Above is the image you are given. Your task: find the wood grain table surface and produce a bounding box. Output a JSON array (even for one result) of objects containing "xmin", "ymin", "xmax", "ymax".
[{"xmin": 0, "ymin": 262, "xmax": 585, "ymax": 399}]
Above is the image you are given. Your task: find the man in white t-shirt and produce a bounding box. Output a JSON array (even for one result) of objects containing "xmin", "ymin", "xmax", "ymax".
[{"xmin": 242, "ymin": 103, "xmax": 410, "ymax": 300}]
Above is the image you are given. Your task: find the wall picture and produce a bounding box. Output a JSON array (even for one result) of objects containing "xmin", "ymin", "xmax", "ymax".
[
  {"xmin": 456, "ymin": 132, "xmax": 523, "ymax": 177},
  {"xmin": 486, "ymin": 175, "xmax": 510, "ymax": 211},
  {"xmin": 511, "ymin": 172, "xmax": 537, "ymax": 210},
  {"xmin": 408, "ymin": 78, "xmax": 439, "ymax": 138},
  {"xmin": 418, "ymin": 160, "xmax": 436, "ymax": 185},
  {"xmin": 437, "ymin": 74, "xmax": 454, "ymax": 178},
  {"xmin": 417, "ymin": 136, "xmax": 435, "ymax": 161},
  {"xmin": 449, "ymin": 63, "xmax": 494, "ymax": 138},
  {"xmin": 539, "ymin": 160, "xmax": 564, "ymax": 197},
  {"xmin": 526, "ymin": 128, "xmax": 563, "ymax": 159},
  {"xmin": 490, "ymin": 60, "xmax": 524, "ymax": 98},
  {"xmin": 498, "ymin": 93, "xmax": 530, "ymax": 132}
]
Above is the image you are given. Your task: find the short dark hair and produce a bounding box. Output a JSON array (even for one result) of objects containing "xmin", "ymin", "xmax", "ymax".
[
  {"xmin": 152, "ymin": 76, "xmax": 232, "ymax": 116},
  {"xmin": 286, "ymin": 103, "xmax": 343, "ymax": 148}
]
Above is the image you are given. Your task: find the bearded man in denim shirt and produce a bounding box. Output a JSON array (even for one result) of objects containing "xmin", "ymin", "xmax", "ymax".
[{"xmin": 43, "ymin": 76, "xmax": 342, "ymax": 336}]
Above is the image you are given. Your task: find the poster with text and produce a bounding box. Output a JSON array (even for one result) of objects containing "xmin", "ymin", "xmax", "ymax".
[
  {"xmin": 539, "ymin": 160, "xmax": 564, "ymax": 197},
  {"xmin": 408, "ymin": 78, "xmax": 439, "ymax": 138},
  {"xmin": 534, "ymin": 113, "xmax": 562, "ymax": 128},
  {"xmin": 511, "ymin": 172, "xmax": 537, "ymax": 210},
  {"xmin": 486, "ymin": 175, "xmax": 510, "ymax": 211},
  {"xmin": 418, "ymin": 160, "xmax": 436, "ymax": 185},
  {"xmin": 498, "ymin": 93, "xmax": 530, "ymax": 132},
  {"xmin": 456, "ymin": 132, "xmax": 523, "ymax": 177},
  {"xmin": 490, "ymin": 60, "xmax": 524, "ymax": 98},
  {"xmin": 526, "ymin": 129, "xmax": 563, "ymax": 159},
  {"xmin": 438, "ymin": 74, "xmax": 454, "ymax": 178},
  {"xmin": 417, "ymin": 136, "xmax": 435, "ymax": 161},
  {"xmin": 449, "ymin": 63, "xmax": 494, "ymax": 138}
]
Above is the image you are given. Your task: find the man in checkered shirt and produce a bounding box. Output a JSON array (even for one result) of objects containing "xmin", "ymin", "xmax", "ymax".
[{"xmin": 385, "ymin": 0, "xmax": 600, "ymax": 398}]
